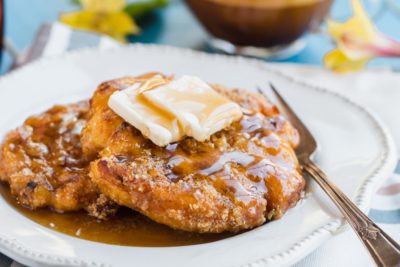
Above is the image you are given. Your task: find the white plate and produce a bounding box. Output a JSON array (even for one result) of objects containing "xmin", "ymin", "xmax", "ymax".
[{"xmin": 0, "ymin": 45, "xmax": 396, "ymax": 267}]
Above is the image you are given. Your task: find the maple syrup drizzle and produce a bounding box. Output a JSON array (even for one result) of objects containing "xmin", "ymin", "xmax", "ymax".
[
  {"xmin": 164, "ymin": 112, "xmax": 298, "ymax": 203},
  {"xmin": 0, "ymin": 103, "xmax": 300, "ymax": 246}
]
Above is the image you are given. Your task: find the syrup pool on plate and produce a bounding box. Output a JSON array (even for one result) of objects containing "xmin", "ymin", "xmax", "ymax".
[{"xmin": 0, "ymin": 184, "xmax": 234, "ymax": 247}]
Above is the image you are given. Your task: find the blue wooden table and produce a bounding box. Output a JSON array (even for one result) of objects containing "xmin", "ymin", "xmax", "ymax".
[{"xmin": 2, "ymin": 0, "xmax": 400, "ymax": 73}]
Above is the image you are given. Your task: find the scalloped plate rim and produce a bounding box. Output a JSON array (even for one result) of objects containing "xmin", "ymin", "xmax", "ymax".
[{"xmin": 0, "ymin": 44, "xmax": 396, "ymax": 267}]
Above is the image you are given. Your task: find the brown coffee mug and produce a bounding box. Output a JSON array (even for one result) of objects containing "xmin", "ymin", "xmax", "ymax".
[{"xmin": 186, "ymin": 0, "xmax": 333, "ymax": 59}]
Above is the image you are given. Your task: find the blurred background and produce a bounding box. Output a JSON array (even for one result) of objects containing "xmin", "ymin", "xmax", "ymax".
[
  {"xmin": 1, "ymin": 2, "xmax": 400, "ymax": 267},
  {"xmin": 2, "ymin": 0, "xmax": 400, "ymax": 73}
]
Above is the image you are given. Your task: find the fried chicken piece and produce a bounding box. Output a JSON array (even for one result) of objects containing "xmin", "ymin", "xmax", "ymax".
[
  {"xmin": 81, "ymin": 72, "xmax": 170, "ymax": 159},
  {"xmin": 0, "ymin": 102, "xmax": 117, "ymax": 219},
  {"xmin": 84, "ymin": 75, "xmax": 305, "ymax": 233}
]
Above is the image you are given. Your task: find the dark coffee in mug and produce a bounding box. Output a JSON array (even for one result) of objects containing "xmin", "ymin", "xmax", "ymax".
[{"xmin": 186, "ymin": 0, "xmax": 332, "ymax": 48}]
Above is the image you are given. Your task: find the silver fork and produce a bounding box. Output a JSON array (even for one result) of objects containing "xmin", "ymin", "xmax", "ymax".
[{"xmin": 259, "ymin": 84, "xmax": 400, "ymax": 267}]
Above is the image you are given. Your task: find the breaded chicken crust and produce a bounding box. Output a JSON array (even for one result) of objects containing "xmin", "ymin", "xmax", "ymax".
[
  {"xmin": 81, "ymin": 73, "xmax": 168, "ymax": 159},
  {"xmin": 0, "ymin": 102, "xmax": 117, "ymax": 219},
  {"xmin": 84, "ymin": 74, "xmax": 305, "ymax": 233}
]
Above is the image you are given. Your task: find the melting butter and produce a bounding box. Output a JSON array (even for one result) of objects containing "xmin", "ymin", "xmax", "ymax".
[
  {"xmin": 108, "ymin": 75, "xmax": 243, "ymax": 146},
  {"xmin": 108, "ymin": 76, "xmax": 183, "ymax": 146},
  {"xmin": 144, "ymin": 76, "xmax": 243, "ymax": 141}
]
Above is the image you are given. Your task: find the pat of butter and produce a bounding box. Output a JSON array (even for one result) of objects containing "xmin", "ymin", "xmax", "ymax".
[
  {"xmin": 108, "ymin": 75, "xmax": 243, "ymax": 146},
  {"xmin": 108, "ymin": 78, "xmax": 183, "ymax": 147},
  {"xmin": 144, "ymin": 76, "xmax": 243, "ymax": 141}
]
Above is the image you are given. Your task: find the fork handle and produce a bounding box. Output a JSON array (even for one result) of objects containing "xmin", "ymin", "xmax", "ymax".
[{"xmin": 303, "ymin": 160, "xmax": 400, "ymax": 267}]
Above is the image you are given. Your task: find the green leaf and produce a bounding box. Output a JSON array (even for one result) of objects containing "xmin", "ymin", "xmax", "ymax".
[
  {"xmin": 124, "ymin": 0, "xmax": 169, "ymax": 17},
  {"xmin": 71, "ymin": 0, "xmax": 81, "ymax": 6}
]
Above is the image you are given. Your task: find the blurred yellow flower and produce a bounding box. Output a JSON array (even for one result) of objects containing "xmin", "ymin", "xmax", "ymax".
[
  {"xmin": 324, "ymin": 0, "xmax": 400, "ymax": 72},
  {"xmin": 80, "ymin": 0, "xmax": 126, "ymax": 12},
  {"xmin": 60, "ymin": 0, "xmax": 139, "ymax": 42}
]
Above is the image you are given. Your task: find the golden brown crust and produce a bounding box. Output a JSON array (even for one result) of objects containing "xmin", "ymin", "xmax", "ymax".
[
  {"xmin": 0, "ymin": 73, "xmax": 305, "ymax": 232},
  {"xmin": 0, "ymin": 102, "xmax": 117, "ymax": 218},
  {"xmin": 81, "ymin": 73, "xmax": 169, "ymax": 159},
  {"xmin": 91, "ymin": 153, "xmax": 267, "ymax": 233},
  {"xmin": 86, "ymin": 75, "xmax": 305, "ymax": 233}
]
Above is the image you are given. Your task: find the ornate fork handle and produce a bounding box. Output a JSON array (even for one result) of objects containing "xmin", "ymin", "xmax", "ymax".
[{"xmin": 303, "ymin": 159, "xmax": 400, "ymax": 267}]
